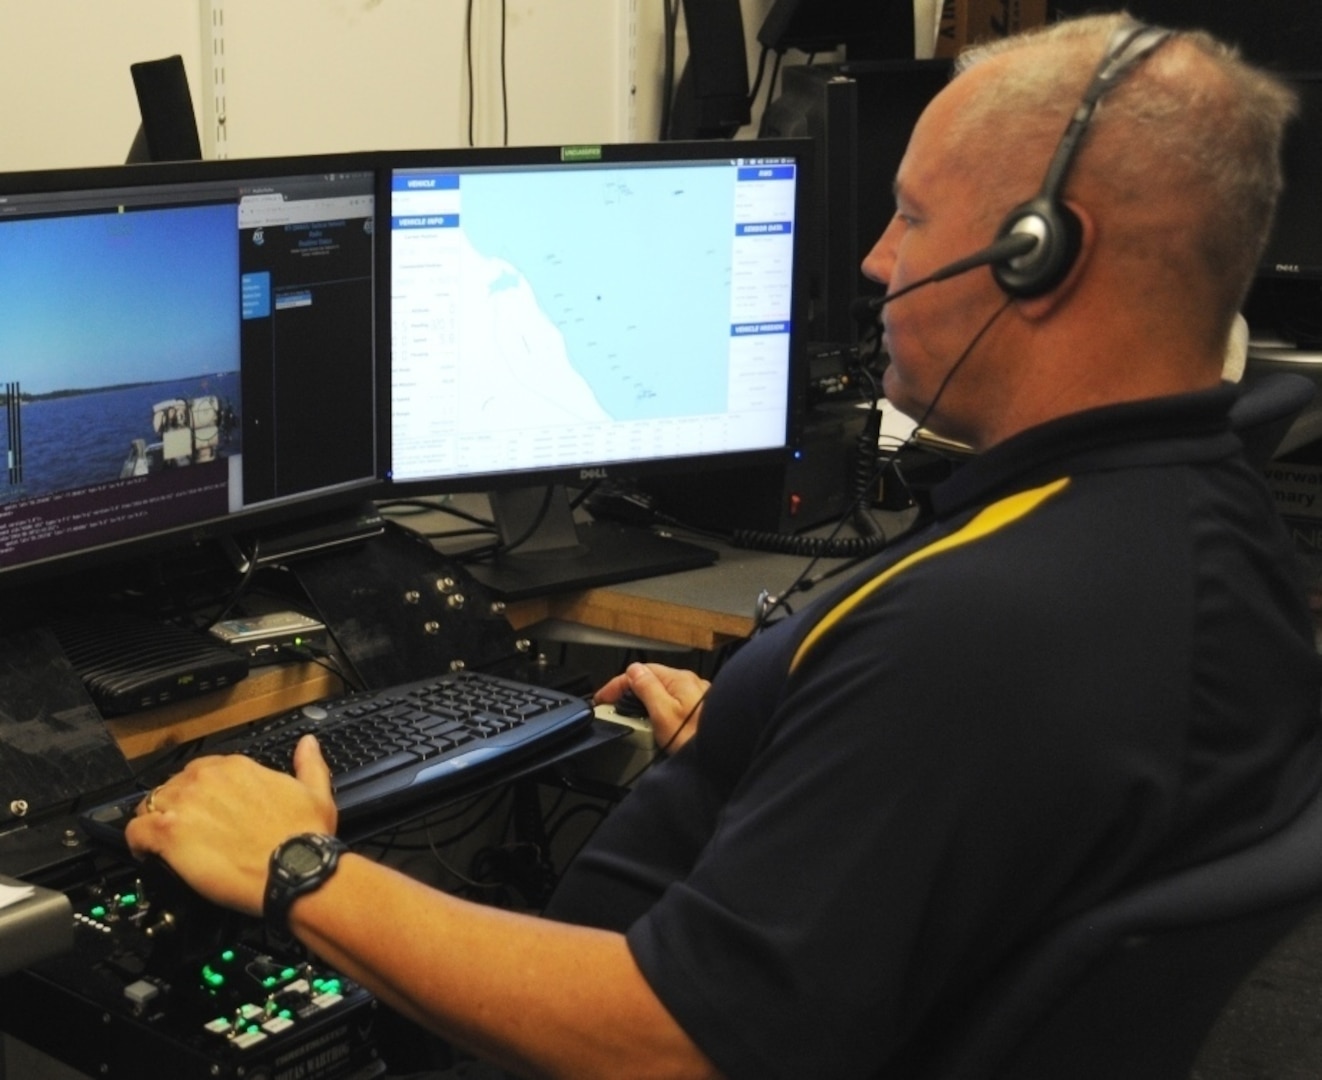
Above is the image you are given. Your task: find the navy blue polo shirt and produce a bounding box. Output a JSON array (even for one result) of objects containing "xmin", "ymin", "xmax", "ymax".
[{"xmin": 546, "ymin": 385, "xmax": 1322, "ymax": 1080}]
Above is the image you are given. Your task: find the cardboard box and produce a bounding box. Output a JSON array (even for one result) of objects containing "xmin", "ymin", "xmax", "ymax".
[
  {"xmin": 1265, "ymin": 447, "xmax": 1322, "ymax": 625},
  {"xmin": 1266, "ymin": 461, "xmax": 1322, "ymax": 522},
  {"xmin": 935, "ymin": 0, "xmax": 1050, "ymax": 57},
  {"xmin": 1280, "ymin": 517, "xmax": 1322, "ymax": 635},
  {"xmin": 1265, "ymin": 434, "xmax": 1322, "ymax": 522}
]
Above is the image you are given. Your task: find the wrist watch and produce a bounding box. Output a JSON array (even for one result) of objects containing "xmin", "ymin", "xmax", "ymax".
[{"xmin": 264, "ymin": 833, "xmax": 349, "ymax": 933}]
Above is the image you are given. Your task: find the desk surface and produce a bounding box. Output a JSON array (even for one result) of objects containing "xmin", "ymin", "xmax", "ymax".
[
  {"xmin": 105, "ymin": 661, "xmax": 345, "ymax": 761},
  {"xmin": 505, "ymin": 549, "xmax": 765, "ymax": 650},
  {"xmin": 390, "ymin": 498, "xmax": 915, "ymax": 651},
  {"xmin": 504, "ymin": 539, "xmax": 828, "ymax": 651},
  {"xmin": 107, "ymin": 500, "xmax": 914, "ymax": 760}
]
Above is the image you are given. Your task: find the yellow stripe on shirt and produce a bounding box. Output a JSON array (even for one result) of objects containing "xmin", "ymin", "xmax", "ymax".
[{"xmin": 789, "ymin": 477, "xmax": 1071, "ymax": 674}]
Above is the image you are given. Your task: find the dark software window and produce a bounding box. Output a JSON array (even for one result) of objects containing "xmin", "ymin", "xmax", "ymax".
[{"xmin": 237, "ymin": 175, "xmax": 376, "ymax": 504}]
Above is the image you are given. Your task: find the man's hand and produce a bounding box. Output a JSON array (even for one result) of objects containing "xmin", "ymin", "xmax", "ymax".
[
  {"xmin": 125, "ymin": 734, "xmax": 338, "ymax": 916},
  {"xmin": 595, "ymin": 662, "xmax": 709, "ymax": 754}
]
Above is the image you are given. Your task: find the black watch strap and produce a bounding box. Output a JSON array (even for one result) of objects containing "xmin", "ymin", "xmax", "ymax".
[{"xmin": 264, "ymin": 832, "xmax": 349, "ymax": 934}]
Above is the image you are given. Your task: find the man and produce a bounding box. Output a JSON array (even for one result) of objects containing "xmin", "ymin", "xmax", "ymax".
[{"xmin": 127, "ymin": 15, "xmax": 1322, "ymax": 1079}]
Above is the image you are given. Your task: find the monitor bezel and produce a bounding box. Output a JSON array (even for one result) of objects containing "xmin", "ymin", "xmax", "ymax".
[
  {"xmin": 1254, "ymin": 71, "xmax": 1322, "ymax": 281},
  {"xmin": 0, "ymin": 151, "xmax": 384, "ymax": 595},
  {"xmin": 376, "ymin": 137, "xmax": 814, "ymax": 502}
]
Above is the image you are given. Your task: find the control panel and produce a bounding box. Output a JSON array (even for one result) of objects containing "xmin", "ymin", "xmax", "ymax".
[{"xmin": 1, "ymin": 860, "xmax": 381, "ymax": 1079}]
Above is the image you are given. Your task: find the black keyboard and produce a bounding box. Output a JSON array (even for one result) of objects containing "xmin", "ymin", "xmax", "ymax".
[{"xmin": 82, "ymin": 669, "xmax": 593, "ymax": 843}]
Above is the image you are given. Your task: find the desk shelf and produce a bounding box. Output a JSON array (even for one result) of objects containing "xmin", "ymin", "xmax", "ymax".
[{"xmin": 105, "ymin": 662, "xmax": 343, "ymax": 761}]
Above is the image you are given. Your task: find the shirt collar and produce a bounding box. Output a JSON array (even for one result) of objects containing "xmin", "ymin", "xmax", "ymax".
[{"xmin": 927, "ymin": 385, "xmax": 1240, "ymax": 520}]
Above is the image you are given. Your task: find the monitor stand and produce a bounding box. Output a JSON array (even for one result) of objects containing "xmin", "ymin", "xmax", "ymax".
[
  {"xmin": 221, "ymin": 500, "xmax": 386, "ymax": 573},
  {"xmin": 466, "ymin": 485, "xmax": 718, "ymax": 601}
]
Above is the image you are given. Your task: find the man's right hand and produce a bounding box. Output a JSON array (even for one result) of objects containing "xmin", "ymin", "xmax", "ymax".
[{"xmin": 594, "ymin": 662, "xmax": 709, "ymax": 754}]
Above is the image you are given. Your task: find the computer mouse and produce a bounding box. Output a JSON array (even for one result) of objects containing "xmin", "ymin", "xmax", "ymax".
[{"xmin": 613, "ymin": 687, "xmax": 649, "ymax": 719}]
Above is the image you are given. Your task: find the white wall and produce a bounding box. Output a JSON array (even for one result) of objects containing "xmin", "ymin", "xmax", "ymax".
[
  {"xmin": 214, "ymin": 0, "xmax": 641, "ymax": 157},
  {"xmin": 0, "ymin": 1, "xmax": 202, "ymax": 170},
  {"xmin": 0, "ymin": 0, "xmax": 775, "ymax": 172},
  {"xmin": 0, "ymin": 0, "xmax": 937, "ymax": 173}
]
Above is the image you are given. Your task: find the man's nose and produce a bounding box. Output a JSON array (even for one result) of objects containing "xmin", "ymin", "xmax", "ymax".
[{"xmin": 861, "ymin": 216, "xmax": 902, "ymax": 287}]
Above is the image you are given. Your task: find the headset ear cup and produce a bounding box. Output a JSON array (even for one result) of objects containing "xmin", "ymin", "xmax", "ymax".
[{"xmin": 991, "ymin": 197, "xmax": 1083, "ymax": 298}]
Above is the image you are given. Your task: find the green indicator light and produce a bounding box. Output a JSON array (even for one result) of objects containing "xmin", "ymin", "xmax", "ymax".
[
  {"xmin": 90, "ymin": 905, "xmax": 107, "ymax": 918},
  {"xmin": 280, "ymin": 1009, "xmax": 294, "ymax": 1020},
  {"xmin": 221, "ymin": 950, "xmax": 236, "ymax": 962},
  {"xmin": 201, "ymin": 966, "xmax": 226, "ymax": 989},
  {"xmin": 263, "ymin": 976, "xmax": 277, "ymax": 989},
  {"xmin": 324, "ymin": 979, "xmax": 343, "ymax": 995},
  {"xmin": 281, "ymin": 967, "xmax": 297, "ymax": 981},
  {"xmin": 120, "ymin": 893, "xmax": 138, "ymax": 906}
]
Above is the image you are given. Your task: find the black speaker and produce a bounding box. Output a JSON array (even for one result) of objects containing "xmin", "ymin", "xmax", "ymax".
[
  {"xmin": 126, "ymin": 55, "xmax": 203, "ymax": 164},
  {"xmin": 637, "ymin": 403, "xmax": 869, "ymax": 533},
  {"xmin": 667, "ymin": 0, "xmax": 751, "ymax": 139},
  {"xmin": 760, "ymin": 59, "xmax": 952, "ymax": 343},
  {"xmin": 759, "ymin": 64, "xmax": 858, "ymax": 344},
  {"xmin": 757, "ymin": 0, "xmax": 916, "ymax": 61}
]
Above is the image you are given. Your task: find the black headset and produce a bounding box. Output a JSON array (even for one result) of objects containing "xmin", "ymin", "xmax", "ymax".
[
  {"xmin": 991, "ymin": 21, "xmax": 1173, "ymax": 298},
  {"xmin": 856, "ymin": 21, "xmax": 1175, "ymax": 317}
]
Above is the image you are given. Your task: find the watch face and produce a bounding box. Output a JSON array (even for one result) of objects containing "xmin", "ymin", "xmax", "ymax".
[
  {"xmin": 267, "ymin": 834, "xmax": 344, "ymax": 932},
  {"xmin": 282, "ymin": 840, "xmax": 328, "ymax": 877}
]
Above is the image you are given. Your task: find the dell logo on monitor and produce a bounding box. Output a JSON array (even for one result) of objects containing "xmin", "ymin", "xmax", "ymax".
[{"xmin": 580, "ymin": 468, "xmax": 610, "ymax": 481}]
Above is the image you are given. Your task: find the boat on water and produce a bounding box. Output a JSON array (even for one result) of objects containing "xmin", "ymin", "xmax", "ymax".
[{"xmin": 121, "ymin": 395, "xmax": 236, "ymax": 477}]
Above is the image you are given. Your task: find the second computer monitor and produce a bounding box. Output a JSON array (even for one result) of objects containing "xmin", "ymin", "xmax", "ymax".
[{"xmin": 383, "ymin": 140, "xmax": 810, "ymax": 597}]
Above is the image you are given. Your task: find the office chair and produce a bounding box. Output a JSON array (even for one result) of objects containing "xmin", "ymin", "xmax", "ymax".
[
  {"xmin": 1229, "ymin": 370, "xmax": 1317, "ymax": 468},
  {"xmin": 896, "ymin": 781, "xmax": 1322, "ymax": 1079},
  {"xmin": 1191, "ymin": 897, "xmax": 1322, "ymax": 1077}
]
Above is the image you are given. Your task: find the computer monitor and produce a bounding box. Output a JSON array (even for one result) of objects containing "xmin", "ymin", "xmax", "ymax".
[
  {"xmin": 1244, "ymin": 72, "xmax": 1322, "ymax": 346},
  {"xmin": 1050, "ymin": 4, "xmax": 1322, "ymax": 347},
  {"xmin": 1049, "ymin": 1, "xmax": 1322, "ymax": 71},
  {"xmin": 382, "ymin": 139, "xmax": 810, "ymax": 598},
  {"xmin": 758, "ymin": 59, "xmax": 950, "ymax": 345},
  {"xmin": 0, "ymin": 155, "xmax": 380, "ymax": 595}
]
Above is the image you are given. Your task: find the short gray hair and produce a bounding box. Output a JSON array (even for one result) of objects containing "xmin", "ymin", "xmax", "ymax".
[{"xmin": 948, "ymin": 13, "xmax": 1297, "ymax": 322}]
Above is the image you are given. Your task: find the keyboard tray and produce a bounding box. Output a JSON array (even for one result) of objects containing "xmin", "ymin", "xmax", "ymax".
[{"xmin": 82, "ymin": 669, "xmax": 594, "ymax": 844}]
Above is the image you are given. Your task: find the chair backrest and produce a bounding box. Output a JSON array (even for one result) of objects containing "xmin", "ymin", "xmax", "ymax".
[
  {"xmin": 899, "ymin": 783, "xmax": 1322, "ymax": 1080},
  {"xmin": 1190, "ymin": 896, "xmax": 1322, "ymax": 1078},
  {"xmin": 1229, "ymin": 370, "xmax": 1317, "ymax": 468}
]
